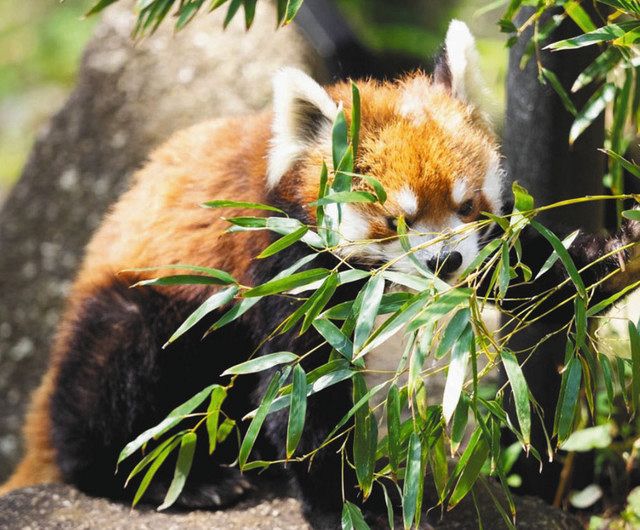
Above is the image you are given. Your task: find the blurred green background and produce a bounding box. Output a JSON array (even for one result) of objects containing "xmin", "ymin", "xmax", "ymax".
[{"xmin": 0, "ymin": 0, "xmax": 505, "ymax": 200}]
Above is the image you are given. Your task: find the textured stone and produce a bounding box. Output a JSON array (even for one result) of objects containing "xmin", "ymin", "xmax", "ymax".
[
  {"xmin": 0, "ymin": 482, "xmax": 582, "ymax": 529},
  {"xmin": 0, "ymin": 2, "xmax": 326, "ymax": 481}
]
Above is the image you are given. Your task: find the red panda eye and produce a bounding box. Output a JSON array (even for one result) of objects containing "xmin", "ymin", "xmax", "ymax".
[
  {"xmin": 385, "ymin": 216, "xmax": 398, "ymax": 231},
  {"xmin": 457, "ymin": 199, "xmax": 475, "ymax": 218}
]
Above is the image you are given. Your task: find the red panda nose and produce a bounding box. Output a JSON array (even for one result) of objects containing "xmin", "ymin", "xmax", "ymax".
[{"xmin": 427, "ymin": 251, "xmax": 463, "ymax": 276}]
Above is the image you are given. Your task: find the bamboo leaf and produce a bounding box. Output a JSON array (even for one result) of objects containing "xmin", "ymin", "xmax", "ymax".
[
  {"xmin": 386, "ymin": 385, "xmax": 402, "ymax": 475},
  {"xmin": 557, "ymin": 357, "xmax": 583, "ymax": 442},
  {"xmin": 534, "ymin": 230, "xmax": 580, "ymax": 280},
  {"xmin": 257, "ymin": 226, "xmax": 308, "ymax": 259},
  {"xmin": 501, "ymin": 350, "xmax": 531, "ymax": 446},
  {"xmin": 239, "ymin": 369, "xmax": 286, "ymax": 468},
  {"xmin": 449, "ymin": 435, "xmax": 490, "ymax": 508},
  {"xmin": 133, "ymin": 274, "xmax": 235, "ymax": 288},
  {"xmin": 442, "ymin": 325, "xmax": 473, "ymax": 424},
  {"xmin": 157, "ymin": 432, "xmax": 197, "ymax": 510},
  {"xmin": 628, "ymin": 321, "xmax": 640, "ymax": 416},
  {"xmin": 353, "ymin": 275, "xmax": 385, "ymax": 354},
  {"xmin": 530, "ymin": 220, "xmax": 586, "ymax": 299},
  {"xmin": 570, "ymin": 83, "xmax": 616, "ymax": 144},
  {"xmin": 164, "ymin": 286, "xmax": 238, "ymax": 346},
  {"xmin": 402, "ymin": 432, "xmax": 423, "ymax": 529},
  {"xmin": 222, "ymin": 352, "xmax": 298, "ymax": 376},
  {"xmin": 313, "ymin": 191, "xmax": 378, "ymax": 206},
  {"xmin": 353, "ymin": 374, "xmax": 377, "ymax": 498},
  {"xmin": 541, "ymin": 67, "xmax": 577, "ymax": 116},
  {"xmin": 546, "ymin": 23, "xmax": 632, "ymax": 51},
  {"xmin": 206, "ymin": 386, "xmax": 227, "ymax": 454},
  {"xmin": 341, "ymin": 501, "xmax": 371, "ymax": 530},
  {"xmin": 119, "ymin": 384, "xmax": 216, "ymax": 465},
  {"xmin": 286, "ymin": 365, "xmax": 307, "ymax": 458},
  {"xmin": 244, "ymin": 268, "xmax": 330, "ymax": 297},
  {"xmin": 313, "ymin": 318, "xmax": 354, "ymax": 359},
  {"xmin": 131, "ymin": 439, "xmax": 179, "ymax": 507}
]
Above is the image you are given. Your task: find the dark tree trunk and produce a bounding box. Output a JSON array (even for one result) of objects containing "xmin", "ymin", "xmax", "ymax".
[{"xmin": 502, "ymin": 6, "xmax": 606, "ymax": 501}]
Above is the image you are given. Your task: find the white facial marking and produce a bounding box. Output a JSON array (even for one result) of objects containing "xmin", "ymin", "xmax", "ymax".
[
  {"xmin": 483, "ymin": 154, "xmax": 505, "ymax": 213},
  {"xmin": 452, "ymin": 180, "xmax": 468, "ymax": 205},
  {"xmin": 267, "ymin": 67, "xmax": 337, "ymax": 189},
  {"xmin": 395, "ymin": 186, "xmax": 419, "ymax": 217}
]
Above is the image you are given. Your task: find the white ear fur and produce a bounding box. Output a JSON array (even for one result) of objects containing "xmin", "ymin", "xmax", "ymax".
[
  {"xmin": 443, "ymin": 20, "xmax": 487, "ymax": 105},
  {"xmin": 267, "ymin": 67, "xmax": 338, "ymax": 189}
]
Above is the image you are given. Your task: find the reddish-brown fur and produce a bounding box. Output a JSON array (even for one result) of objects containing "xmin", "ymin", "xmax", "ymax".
[{"xmin": 2, "ymin": 73, "xmax": 498, "ymax": 493}]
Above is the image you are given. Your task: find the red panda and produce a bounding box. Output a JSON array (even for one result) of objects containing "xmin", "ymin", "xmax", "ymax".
[{"xmin": 2, "ymin": 19, "xmax": 640, "ymax": 523}]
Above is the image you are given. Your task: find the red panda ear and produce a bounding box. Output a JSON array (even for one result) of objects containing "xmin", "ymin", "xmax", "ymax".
[
  {"xmin": 433, "ymin": 20, "xmax": 487, "ymax": 107},
  {"xmin": 267, "ymin": 68, "xmax": 338, "ymax": 189}
]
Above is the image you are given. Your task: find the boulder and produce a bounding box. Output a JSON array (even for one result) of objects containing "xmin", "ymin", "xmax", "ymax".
[
  {"xmin": 0, "ymin": 2, "xmax": 326, "ymax": 480},
  {"xmin": 0, "ymin": 482, "xmax": 582, "ymax": 529}
]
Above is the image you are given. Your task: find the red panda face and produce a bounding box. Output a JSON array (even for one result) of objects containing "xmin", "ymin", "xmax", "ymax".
[{"xmin": 267, "ymin": 21, "xmax": 504, "ymax": 281}]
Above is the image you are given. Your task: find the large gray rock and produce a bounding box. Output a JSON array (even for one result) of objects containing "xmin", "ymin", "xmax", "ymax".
[
  {"xmin": 0, "ymin": 482, "xmax": 582, "ymax": 529},
  {"xmin": 0, "ymin": 2, "xmax": 326, "ymax": 480}
]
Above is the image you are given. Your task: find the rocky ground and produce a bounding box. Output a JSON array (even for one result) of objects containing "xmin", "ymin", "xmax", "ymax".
[{"xmin": 0, "ymin": 481, "xmax": 583, "ymax": 530}]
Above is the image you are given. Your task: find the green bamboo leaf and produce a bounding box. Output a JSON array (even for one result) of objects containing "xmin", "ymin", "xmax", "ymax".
[
  {"xmin": 313, "ymin": 191, "xmax": 378, "ymax": 206},
  {"xmin": 341, "ymin": 501, "xmax": 371, "ymax": 530},
  {"xmin": 604, "ymin": 149, "xmax": 640, "ymax": 180},
  {"xmin": 572, "ymin": 47, "xmax": 621, "ymax": 93},
  {"xmin": 164, "ymin": 286, "xmax": 238, "ymax": 347},
  {"xmin": 286, "ymin": 365, "xmax": 307, "ymax": 458},
  {"xmin": 628, "ymin": 321, "xmax": 640, "ymax": 416},
  {"xmin": 530, "ymin": 220, "xmax": 586, "ymax": 299},
  {"xmin": 208, "ymin": 254, "xmax": 317, "ymax": 332},
  {"xmin": 540, "ymin": 67, "xmax": 578, "ymax": 116},
  {"xmin": 448, "ymin": 435, "xmax": 490, "ymax": 508},
  {"xmin": 217, "ymin": 417, "xmax": 236, "ymax": 443},
  {"xmin": 243, "ymin": 0, "xmax": 257, "ymax": 28},
  {"xmin": 599, "ymin": 354, "xmax": 615, "ymax": 409},
  {"xmin": 203, "ymin": 199, "xmax": 285, "ymax": 213},
  {"xmin": 132, "ymin": 274, "xmax": 234, "ymax": 288},
  {"xmin": 86, "ymin": 0, "xmax": 119, "ymax": 16},
  {"xmin": 381, "ymin": 482, "xmax": 396, "ymax": 530},
  {"xmin": 351, "ymin": 82, "xmax": 361, "ymax": 160},
  {"xmin": 353, "ymin": 275, "xmax": 385, "ymax": 354},
  {"xmin": 125, "ymin": 433, "xmax": 183, "ymax": 488},
  {"xmin": 244, "ymin": 268, "xmax": 330, "ymax": 297},
  {"xmin": 176, "ymin": 0, "xmax": 206, "ymax": 29},
  {"xmin": 157, "ymin": 432, "xmax": 197, "ymax": 510},
  {"xmin": 442, "ymin": 325, "xmax": 472, "ymax": 424},
  {"xmin": 222, "ymin": 352, "xmax": 298, "ymax": 376},
  {"xmin": 313, "ymin": 318, "xmax": 354, "ymax": 359},
  {"xmin": 461, "ymin": 239, "xmax": 501, "ymax": 278},
  {"xmin": 570, "ymin": 82, "xmax": 616, "ymax": 144},
  {"xmin": 557, "ymin": 357, "xmax": 583, "ymax": 442},
  {"xmin": 239, "ymin": 370, "xmax": 286, "ymax": 468},
  {"xmin": 450, "ymin": 395, "xmax": 469, "ymax": 455},
  {"xmin": 300, "ymin": 272, "xmax": 339, "ymax": 333},
  {"xmin": 131, "ymin": 439, "xmax": 179, "ymax": 507},
  {"xmin": 361, "ymin": 175, "xmax": 387, "ymax": 204},
  {"xmin": 430, "ymin": 433, "xmax": 449, "ymax": 503},
  {"xmin": 125, "ymin": 264, "xmax": 237, "ymax": 284},
  {"xmin": 206, "ymin": 386, "xmax": 227, "ymax": 454},
  {"xmin": 435, "ymin": 308, "xmax": 470, "ymax": 360},
  {"xmin": 332, "ymin": 108, "xmax": 349, "ymax": 177},
  {"xmin": 564, "ymin": 1, "xmax": 596, "ymax": 33},
  {"xmin": 501, "ymin": 350, "xmax": 531, "ymax": 446},
  {"xmin": 118, "ymin": 384, "xmax": 216, "ymax": 465},
  {"xmin": 356, "ymin": 292, "xmax": 430, "ymax": 360},
  {"xmin": 386, "ymin": 385, "xmax": 402, "ymax": 475},
  {"xmin": 257, "ymin": 226, "xmax": 308, "ymax": 259},
  {"xmin": 546, "ymin": 23, "xmax": 632, "ymax": 51},
  {"xmin": 498, "ymin": 241, "xmax": 511, "ymax": 299},
  {"xmin": 534, "ymin": 230, "xmax": 580, "ymax": 280},
  {"xmin": 402, "ymin": 432, "xmax": 423, "ymax": 529},
  {"xmin": 352, "ymin": 374, "xmax": 377, "ymax": 498},
  {"xmin": 323, "ymin": 381, "xmax": 387, "ymax": 444},
  {"xmin": 223, "ymin": 0, "xmax": 242, "ymax": 29},
  {"xmin": 284, "ymin": 0, "xmax": 304, "ymax": 24}
]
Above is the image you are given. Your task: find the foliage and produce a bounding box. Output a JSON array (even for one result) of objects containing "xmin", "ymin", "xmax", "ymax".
[
  {"xmin": 116, "ymin": 78, "xmax": 640, "ymax": 527},
  {"xmin": 499, "ymin": 0, "xmax": 640, "ymax": 220},
  {"xmin": 85, "ymin": 0, "xmax": 304, "ymax": 35}
]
